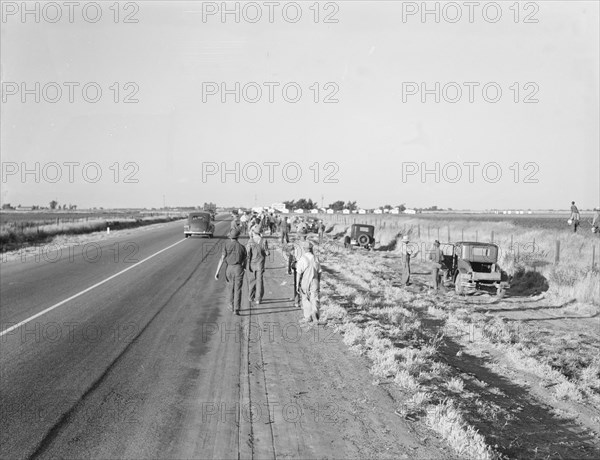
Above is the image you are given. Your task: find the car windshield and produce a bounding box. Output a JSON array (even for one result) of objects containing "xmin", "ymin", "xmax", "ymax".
[{"xmin": 465, "ymin": 244, "xmax": 498, "ymax": 262}]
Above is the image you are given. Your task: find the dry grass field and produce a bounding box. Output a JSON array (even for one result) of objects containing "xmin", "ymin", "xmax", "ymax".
[
  {"xmin": 283, "ymin": 214, "xmax": 599, "ymax": 458},
  {"xmin": 0, "ymin": 210, "xmax": 185, "ymax": 252}
]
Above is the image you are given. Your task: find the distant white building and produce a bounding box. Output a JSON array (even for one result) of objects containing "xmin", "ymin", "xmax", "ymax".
[
  {"xmin": 374, "ymin": 209, "xmax": 383, "ymax": 215},
  {"xmin": 358, "ymin": 209, "xmax": 366, "ymax": 214},
  {"xmin": 390, "ymin": 208, "xmax": 400, "ymax": 214},
  {"xmin": 342, "ymin": 209, "xmax": 350, "ymax": 214},
  {"xmin": 310, "ymin": 209, "xmax": 319, "ymax": 214},
  {"xmin": 326, "ymin": 209, "xmax": 334, "ymax": 214},
  {"xmin": 295, "ymin": 209, "xmax": 304, "ymax": 214},
  {"xmin": 404, "ymin": 209, "xmax": 417, "ymax": 214}
]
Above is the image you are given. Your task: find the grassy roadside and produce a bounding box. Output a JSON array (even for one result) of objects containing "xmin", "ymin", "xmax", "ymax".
[
  {"xmin": 308, "ymin": 236, "xmax": 600, "ymax": 459},
  {"xmin": 0, "ymin": 216, "xmax": 185, "ymax": 253},
  {"xmin": 322, "ymin": 217, "xmax": 599, "ymax": 306}
]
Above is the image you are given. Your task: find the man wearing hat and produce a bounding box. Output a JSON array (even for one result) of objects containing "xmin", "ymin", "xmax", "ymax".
[
  {"xmin": 215, "ymin": 228, "xmax": 247, "ymax": 315},
  {"xmin": 400, "ymin": 235, "xmax": 419, "ymax": 287},
  {"xmin": 286, "ymin": 228, "xmax": 308, "ymax": 308},
  {"xmin": 280, "ymin": 216, "xmax": 290, "ymax": 244},
  {"xmin": 591, "ymin": 207, "xmax": 600, "ymax": 234},
  {"xmin": 296, "ymin": 240, "xmax": 322, "ymax": 323},
  {"xmin": 247, "ymin": 225, "xmax": 270, "ymax": 305},
  {"xmin": 429, "ymin": 240, "xmax": 444, "ymax": 290},
  {"xmin": 318, "ymin": 220, "xmax": 325, "ymax": 245}
]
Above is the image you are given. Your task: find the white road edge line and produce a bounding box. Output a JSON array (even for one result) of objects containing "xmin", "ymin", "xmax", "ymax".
[{"xmin": 0, "ymin": 238, "xmax": 187, "ymax": 338}]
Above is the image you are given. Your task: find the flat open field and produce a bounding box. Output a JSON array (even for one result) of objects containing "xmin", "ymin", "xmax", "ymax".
[
  {"xmin": 288, "ymin": 220, "xmax": 600, "ymax": 459},
  {"xmin": 317, "ymin": 211, "xmax": 599, "ymax": 234}
]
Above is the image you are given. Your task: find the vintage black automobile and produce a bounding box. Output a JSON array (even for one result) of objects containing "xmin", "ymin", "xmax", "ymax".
[
  {"xmin": 184, "ymin": 212, "xmax": 215, "ymax": 238},
  {"xmin": 441, "ymin": 242, "xmax": 509, "ymax": 295},
  {"xmin": 349, "ymin": 224, "xmax": 375, "ymax": 249}
]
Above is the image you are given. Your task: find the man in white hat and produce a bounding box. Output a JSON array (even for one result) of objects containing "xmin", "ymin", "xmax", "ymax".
[
  {"xmin": 296, "ymin": 240, "xmax": 322, "ymax": 323},
  {"xmin": 400, "ymin": 235, "xmax": 419, "ymax": 286}
]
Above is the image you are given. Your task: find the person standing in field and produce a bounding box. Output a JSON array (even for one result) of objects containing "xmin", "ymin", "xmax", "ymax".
[
  {"xmin": 318, "ymin": 220, "xmax": 325, "ymax": 245},
  {"xmin": 400, "ymin": 235, "xmax": 419, "ymax": 287},
  {"xmin": 296, "ymin": 240, "xmax": 322, "ymax": 324},
  {"xmin": 429, "ymin": 240, "xmax": 444, "ymax": 291},
  {"xmin": 246, "ymin": 225, "xmax": 270, "ymax": 305},
  {"xmin": 592, "ymin": 208, "xmax": 600, "ymax": 234},
  {"xmin": 570, "ymin": 201, "xmax": 580, "ymax": 233},
  {"xmin": 281, "ymin": 215, "xmax": 290, "ymax": 244},
  {"xmin": 215, "ymin": 228, "xmax": 247, "ymax": 315}
]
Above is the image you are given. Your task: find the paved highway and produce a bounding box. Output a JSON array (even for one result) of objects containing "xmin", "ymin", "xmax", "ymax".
[{"xmin": 1, "ymin": 217, "xmax": 246, "ymax": 459}]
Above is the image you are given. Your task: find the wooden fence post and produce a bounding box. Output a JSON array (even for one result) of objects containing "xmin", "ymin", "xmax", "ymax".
[
  {"xmin": 417, "ymin": 224, "xmax": 421, "ymax": 239},
  {"xmin": 555, "ymin": 240, "xmax": 560, "ymax": 265},
  {"xmin": 447, "ymin": 225, "xmax": 450, "ymax": 242}
]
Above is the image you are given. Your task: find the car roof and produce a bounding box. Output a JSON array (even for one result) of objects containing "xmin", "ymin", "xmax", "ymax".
[
  {"xmin": 189, "ymin": 211, "xmax": 211, "ymax": 217},
  {"xmin": 455, "ymin": 241, "xmax": 498, "ymax": 247}
]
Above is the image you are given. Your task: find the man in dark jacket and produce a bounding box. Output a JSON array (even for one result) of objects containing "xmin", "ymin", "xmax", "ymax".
[{"xmin": 215, "ymin": 228, "xmax": 247, "ymax": 315}]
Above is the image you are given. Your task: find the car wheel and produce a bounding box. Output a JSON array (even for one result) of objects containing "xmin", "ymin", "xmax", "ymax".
[
  {"xmin": 358, "ymin": 234, "xmax": 370, "ymax": 246},
  {"xmin": 455, "ymin": 273, "xmax": 465, "ymax": 295}
]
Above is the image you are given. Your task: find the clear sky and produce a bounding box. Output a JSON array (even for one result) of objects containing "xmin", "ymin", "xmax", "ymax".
[{"xmin": 1, "ymin": 1, "xmax": 598, "ymax": 210}]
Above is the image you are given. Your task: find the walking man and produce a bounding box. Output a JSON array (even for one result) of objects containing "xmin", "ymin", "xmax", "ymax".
[
  {"xmin": 570, "ymin": 201, "xmax": 580, "ymax": 233},
  {"xmin": 286, "ymin": 229, "xmax": 308, "ymax": 308},
  {"xmin": 240, "ymin": 212, "xmax": 248, "ymax": 235},
  {"xmin": 296, "ymin": 240, "xmax": 322, "ymax": 323},
  {"xmin": 400, "ymin": 235, "xmax": 419, "ymax": 286},
  {"xmin": 247, "ymin": 225, "xmax": 270, "ymax": 305},
  {"xmin": 429, "ymin": 240, "xmax": 444, "ymax": 290},
  {"xmin": 214, "ymin": 228, "xmax": 247, "ymax": 315}
]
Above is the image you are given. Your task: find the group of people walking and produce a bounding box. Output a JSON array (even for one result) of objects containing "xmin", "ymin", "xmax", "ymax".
[{"xmin": 215, "ymin": 219, "xmax": 323, "ymax": 323}]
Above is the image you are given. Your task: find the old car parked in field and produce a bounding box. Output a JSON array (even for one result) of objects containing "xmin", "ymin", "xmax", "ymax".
[
  {"xmin": 184, "ymin": 212, "xmax": 214, "ymax": 238},
  {"xmin": 349, "ymin": 224, "xmax": 375, "ymax": 250},
  {"xmin": 441, "ymin": 242, "xmax": 509, "ymax": 295}
]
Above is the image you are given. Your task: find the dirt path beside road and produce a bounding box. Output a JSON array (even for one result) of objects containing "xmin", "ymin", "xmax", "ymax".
[{"xmin": 232, "ymin": 237, "xmax": 454, "ymax": 459}]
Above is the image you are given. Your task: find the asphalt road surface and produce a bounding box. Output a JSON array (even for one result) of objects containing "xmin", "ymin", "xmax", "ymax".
[{"xmin": 0, "ymin": 217, "xmax": 448, "ymax": 460}]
